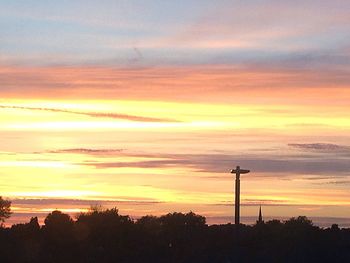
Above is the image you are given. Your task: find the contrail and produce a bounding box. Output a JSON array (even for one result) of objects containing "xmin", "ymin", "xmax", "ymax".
[{"xmin": 0, "ymin": 105, "xmax": 179, "ymax": 123}]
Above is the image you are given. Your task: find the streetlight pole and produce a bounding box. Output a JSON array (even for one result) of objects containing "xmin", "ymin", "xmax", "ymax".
[{"xmin": 230, "ymin": 166, "xmax": 250, "ymax": 225}]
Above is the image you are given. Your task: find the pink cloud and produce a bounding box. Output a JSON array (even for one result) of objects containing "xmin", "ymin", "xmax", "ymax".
[{"xmin": 1, "ymin": 65, "xmax": 350, "ymax": 107}]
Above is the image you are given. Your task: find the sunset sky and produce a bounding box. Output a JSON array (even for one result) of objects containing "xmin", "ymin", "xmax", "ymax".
[{"xmin": 1, "ymin": 0, "xmax": 350, "ymax": 226}]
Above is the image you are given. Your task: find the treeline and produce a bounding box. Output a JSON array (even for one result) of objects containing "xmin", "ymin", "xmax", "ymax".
[{"xmin": 0, "ymin": 208, "xmax": 350, "ymax": 262}]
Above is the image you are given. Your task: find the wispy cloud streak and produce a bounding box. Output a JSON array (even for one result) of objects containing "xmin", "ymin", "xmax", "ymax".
[
  {"xmin": 73, "ymin": 152, "xmax": 350, "ymax": 176},
  {"xmin": 0, "ymin": 104, "xmax": 179, "ymax": 123},
  {"xmin": 49, "ymin": 148, "xmax": 123, "ymax": 155},
  {"xmin": 289, "ymin": 143, "xmax": 350, "ymax": 152}
]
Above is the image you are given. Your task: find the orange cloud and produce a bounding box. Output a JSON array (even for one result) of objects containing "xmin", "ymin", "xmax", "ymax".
[{"xmin": 1, "ymin": 65, "xmax": 350, "ymax": 107}]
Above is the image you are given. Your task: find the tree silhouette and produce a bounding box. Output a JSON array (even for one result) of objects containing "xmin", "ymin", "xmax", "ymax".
[
  {"xmin": 1, "ymin": 210, "xmax": 350, "ymax": 262},
  {"xmin": 42, "ymin": 210, "xmax": 77, "ymax": 262},
  {"xmin": 285, "ymin": 216, "xmax": 314, "ymax": 228},
  {"xmin": 43, "ymin": 210, "xmax": 74, "ymax": 245},
  {"xmin": 10, "ymin": 217, "xmax": 41, "ymax": 261},
  {"xmin": 76, "ymin": 207, "xmax": 135, "ymax": 261},
  {"xmin": 44, "ymin": 210, "xmax": 74, "ymax": 231},
  {"xmin": 0, "ymin": 196, "xmax": 11, "ymax": 225}
]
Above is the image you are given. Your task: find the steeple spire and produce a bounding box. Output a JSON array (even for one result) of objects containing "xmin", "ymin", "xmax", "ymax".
[{"xmin": 257, "ymin": 205, "xmax": 264, "ymax": 224}]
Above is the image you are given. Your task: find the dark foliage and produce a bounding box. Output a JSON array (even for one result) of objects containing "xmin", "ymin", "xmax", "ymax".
[
  {"xmin": 0, "ymin": 196, "xmax": 12, "ymax": 225},
  {"xmin": 0, "ymin": 210, "xmax": 349, "ymax": 263}
]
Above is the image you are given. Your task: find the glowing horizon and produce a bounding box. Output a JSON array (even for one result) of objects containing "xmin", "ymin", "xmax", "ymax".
[{"xmin": 1, "ymin": 1, "xmax": 350, "ymax": 226}]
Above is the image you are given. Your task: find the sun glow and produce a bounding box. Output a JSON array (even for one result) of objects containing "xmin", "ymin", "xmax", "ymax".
[{"xmin": 1, "ymin": 69, "xmax": 350, "ymax": 225}]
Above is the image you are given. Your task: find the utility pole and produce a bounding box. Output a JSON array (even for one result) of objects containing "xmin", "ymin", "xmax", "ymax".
[{"xmin": 230, "ymin": 166, "xmax": 250, "ymax": 225}]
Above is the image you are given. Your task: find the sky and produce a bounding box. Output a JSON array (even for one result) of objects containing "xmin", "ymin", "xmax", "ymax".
[{"xmin": 1, "ymin": 0, "xmax": 350, "ymax": 226}]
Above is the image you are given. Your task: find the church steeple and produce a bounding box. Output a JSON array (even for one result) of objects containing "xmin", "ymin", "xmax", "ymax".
[{"xmin": 257, "ymin": 205, "xmax": 264, "ymax": 224}]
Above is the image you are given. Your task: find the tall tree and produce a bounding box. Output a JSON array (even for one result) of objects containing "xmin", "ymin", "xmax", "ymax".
[{"xmin": 0, "ymin": 196, "xmax": 12, "ymax": 225}]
